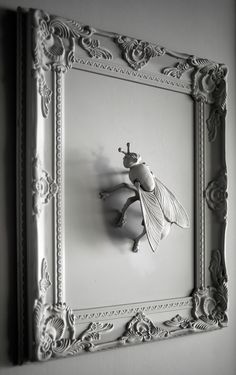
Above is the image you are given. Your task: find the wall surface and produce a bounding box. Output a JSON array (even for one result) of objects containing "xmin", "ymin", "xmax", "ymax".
[{"xmin": 0, "ymin": 0, "xmax": 235, "ymax": 374}]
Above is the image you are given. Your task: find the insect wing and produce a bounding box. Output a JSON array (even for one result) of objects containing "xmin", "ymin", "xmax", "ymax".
[
  {"xmin": 154, "ymin": 177, "xmax": 190, "ymax": 228},
  {"xmin": 137, "ymin": 184, "xmax": 165, "ymax": 252}
]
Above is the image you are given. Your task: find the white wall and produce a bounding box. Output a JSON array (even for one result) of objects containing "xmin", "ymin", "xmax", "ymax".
[{"xmin": 0, "ymin": 0, "xmax": 235, "ymax": 374}]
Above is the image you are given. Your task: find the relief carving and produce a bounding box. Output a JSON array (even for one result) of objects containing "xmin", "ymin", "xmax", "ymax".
[
  {"xmin": 120, "ymin": 310, "xmax": 223, "ymax": 345},
  {"xmin": 162, "ymin": 61, "xmax": 190, "ymax": 79},
  {"xmin": 163, "ymin": 56, "xmax": 227, "ymax": 117},
  {"xmin": 205, "ymin": 169, "xmax": 227, "ymax": 222},
  {"xmin": 207, "ymin": 77, "xmax": 226, "ymax": 141},
  {"xmin": 34, "ymin": 258, "xmax": 113, "ymax": 361},
  {"xmin": 191, "ymin": 57, "xmax": 227, "ymax": 104},
  {"xmin": 164, "ymin": 313, "xmax": 219, "ymax": 331},
  {"xmin": 209, "ymin": 249, "xmax": 228, "ymax": 325},
  {"xmin": 191, "ymin": 249, "xmax": 228, "ymax": 327},
  {"xmin": 192, "ymin": 287, "xmax": 217, "ymax": 320},
  {"xmin": 116, "ymin": 35, "xmax": 165, "ymax": 71},
  {"xmin": 36, "ymin": 72, "xmax": 52, "ymax": 118},
  {"xmin": 32, "ymin": 9, "xmax": 112, "ymax": 117},
  {"xmin": 34, "ymin": 256, "xmax": 227, "ymax": 361},
  {"xmin": 80, "ymin": 38, "xmax": 112, "ymax": 60},
  {"xmin": 39, "ymin": 258, "xmax": 52, "ymax": 296},
  {"xmin": 32, "ymin": 157, "xmax": 58, "ymax": 216},
  {"xmin": 119, "ymin": 312, "xmax": 169, "ymax": 344}
]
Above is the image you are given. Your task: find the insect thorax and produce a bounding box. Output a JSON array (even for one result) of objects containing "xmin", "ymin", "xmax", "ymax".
[{"xmin": 129, "ymin": 163, "xmax": 155, "ymax": 192}]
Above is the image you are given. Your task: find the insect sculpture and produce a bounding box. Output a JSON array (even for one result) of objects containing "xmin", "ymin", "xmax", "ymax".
[{"xmin": 100, "ymin": 143, "xmax": 190, "ymax": 252}]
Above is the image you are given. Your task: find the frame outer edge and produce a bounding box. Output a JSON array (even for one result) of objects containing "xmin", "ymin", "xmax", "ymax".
[
  {"xmin": 18, "ymin": 8, "xmax": 229, "ymax": 362},
  {"xmin": 16, "ymin": 7, "xmax": 26, "ymax": 364},
  {"xmin": 27, "ymin": 9, "xmax": 40, "ymax": 360}
]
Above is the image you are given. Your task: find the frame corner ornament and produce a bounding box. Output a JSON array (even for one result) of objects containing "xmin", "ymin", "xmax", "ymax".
[
  {"xmin": 32, "ymin": 9, "xmax": 112, "ymax": 118},
  {"xmin": 191, "ymin": 58, "xmax": 227, "ymax": 104},
  {"xmin": 34, "ymin": 258, "xmax": 114, "ymax": 361},
  {"xmin": 163, "ymin": 56, "xmax": 227, "ymax": 110},
  {"xmin": 191, "ymin": 248, "xmax": 228, "ymax": 328},
  {"xmin": 209, "ymin": 249, "xmax": 228, "ymax": 325}
]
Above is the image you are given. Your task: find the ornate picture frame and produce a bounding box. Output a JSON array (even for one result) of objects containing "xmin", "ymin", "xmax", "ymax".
[{"xmin": 17, "ymin": 7, "xmax": 228, "ymax": 362}]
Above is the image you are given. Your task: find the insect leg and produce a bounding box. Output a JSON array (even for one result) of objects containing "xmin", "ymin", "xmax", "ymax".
[
  {"xmin": 116, "ymin": 196, "xmax": 139, "ymax": 227},
  {"xmin": 132, "ymin": 227, "xmax": 146, "ymax": 253},
  {"xmin": 99, "ymin": 183, "xmax": 137, "ymax": 200}
]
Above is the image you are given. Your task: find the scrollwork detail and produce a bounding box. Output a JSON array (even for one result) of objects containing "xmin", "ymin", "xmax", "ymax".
[
  {"xmin": 209, "ymin": 249, "xmax": 228, "ymax": 325},
  {"xmin": 35, "ymin": 71, "xmax": 52, "ymax": 118},
  {"xmin": 116, "ymin": 35, "xmax": 165, "ymax": 71},
  {"xmin": 162, "ymin": 56, "xmax": 227, "ymax": 108},
  {"xmin": 207, "ymin": 105, "xmax": 226, "ymax": 142},
  {"xmin": 206, "ymin": 76, "xmax": 226, "ymax": 142},
  {"xmin": 34, "ymin": 258, "xmax": 113, "ymax": 361},
  {"xmin": 80, "ymin": 38, "xmax": 112, "ymax": 60},
  {"xmin": 190, "ymin": 249, "xmax": 228, "ymax": 328},
  {"xmin": 191, "ymin": 57, "xmax": 227, "ymax": 104},
  {"xmin": 192, "ymin": 287, "xmax": 217, "ymax": 320},
  {"xmin": 205, "ymin": 169, "xmax": 227, "ymax": 222},
  {"xmin": 34, "ymin": 258, "xmax": 227, "ymax": 361},
  {"xmin": 119, "ymin": 312, "xmax": 169, "ymax": 344},
  {"xmin": 32, "ymin": 9, "xmax": 112, "ymax": 117},
  {"xmin": 32, "ymin": 156, "xmax": 58, "ymax": 216},
  {"xmin": 163, "ymin": 313, "xmax": 219, "ymax": 331},
  {"xmin": 162, "ymin": 61, "xmax": 190, "ymax": 78}
]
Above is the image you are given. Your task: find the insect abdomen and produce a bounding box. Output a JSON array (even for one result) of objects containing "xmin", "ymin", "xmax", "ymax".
[{"xmin": 129, "ymin": 164, "xmax": 155, "ymax": 191}]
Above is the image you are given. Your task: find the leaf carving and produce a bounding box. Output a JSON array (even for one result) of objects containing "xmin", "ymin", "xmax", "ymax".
[
  {"xmin": 32, "ymin": 9, "xmax": 112, "ymax": 117},
  {"xmin": 162, "ymin": 61, "xmax": 190, "ymax": 78},
  {"xmin": 37, "ymin": 72, "xmax": 52, "ymax": 118},
  {"xmin": 80, "ymin": 322, "xmax": 113, "ymax": 342},
  {"xmin": 52, "ymin": 339, "xmax": 88, "ymax": 356},
  {"xmin": 80, "ymin": 38, "xmax": 112, "ymax": 60},
  {"xmin": 39, "ymin": 258, "xmax": 52, "ymax": 296},
  {"xmin": 34, "ymin": 298, "xmax": 45, "ymax": 329}
]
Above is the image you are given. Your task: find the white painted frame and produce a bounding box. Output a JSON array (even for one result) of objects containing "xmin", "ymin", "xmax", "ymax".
[{"xmin": 17, "ymin": 7, "xmax": 228, "ymax": 362}]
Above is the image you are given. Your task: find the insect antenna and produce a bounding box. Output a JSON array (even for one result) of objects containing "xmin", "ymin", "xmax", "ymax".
[
  {"xmin": 118, "ymin": 147, "xmax": 126, "ymax": 155},
  {"xmin": 118, "ymin": 142, "xmax": 131, "ymax": 155}
]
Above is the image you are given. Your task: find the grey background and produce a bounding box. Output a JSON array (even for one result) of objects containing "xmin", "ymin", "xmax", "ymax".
[
  {"xmin": 64, "ymin": 69, "xmax": 194, "ymax": 308},
  {"xmin": 0, "ymin": 0, "xmax": 235, "ymax": 374}
]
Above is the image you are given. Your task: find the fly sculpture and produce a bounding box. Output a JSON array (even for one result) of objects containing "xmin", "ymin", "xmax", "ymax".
[{"xmin": 100, "ymin": 143, "xmax": 190, "ymax": 252}]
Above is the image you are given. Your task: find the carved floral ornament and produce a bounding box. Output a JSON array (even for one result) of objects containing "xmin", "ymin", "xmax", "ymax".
[
  {"xmin": 32, "ymin": 156, "xmax": 58, "ymax": 216},
  {"xmin": 164, "ymin": 56, "xmax": 227, "ymax": 143},
  {"xmin": 115, "ymin": 35, "xmax": 166, "ymax": 71},
  {"xmin": 32, "ymin": 9, "xmax": 112, "ymax": 118},
  {"xmin": 34, "ymin": 254, "xmax": 228, "ymax": 361},
  {"xmin": 205, "ymin": 169, "xmax": 228, "ymax": 222},
  {"xmin": 32, "ymin": 10, "xmax": 227, "ymax": 123}
]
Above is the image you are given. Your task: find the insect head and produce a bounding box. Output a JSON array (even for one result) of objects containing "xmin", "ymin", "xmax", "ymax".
[{"xmin": 118, "ymin": 142, "xmax": 141, "ymax": 168}]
